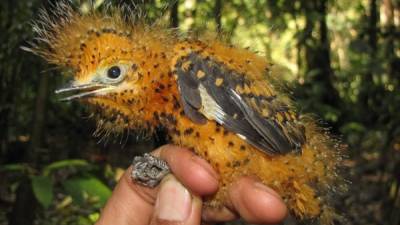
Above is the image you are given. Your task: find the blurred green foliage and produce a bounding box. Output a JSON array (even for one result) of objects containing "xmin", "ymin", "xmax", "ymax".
[{"xmin": 0, "ymin": 0, "xmax": 399, "ymax": 225}]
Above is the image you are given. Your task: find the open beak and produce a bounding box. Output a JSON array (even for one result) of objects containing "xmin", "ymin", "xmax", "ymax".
[{"xmin": 55, "ymin": 83, "xmax": 113, "ymax": 101}]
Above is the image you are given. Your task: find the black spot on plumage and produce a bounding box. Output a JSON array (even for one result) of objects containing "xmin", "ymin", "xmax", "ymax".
[
  {"xmin": 153, "ymin": 112, "xmax": 159, "ymax": 121},
  {"xmin": 101, "ymin": 28, "xmax": 114, "ymax": 33},
  {"xmin": 184, "ymin": 128, "xmax": 194, "ymax": 136},
  {"xmin": 80, "ymin": 43, "xmax": 87, "ymax": 50},
  {"xmin": 172, "ymin": 96, "xmax": 181, "ymax": 110},
  {"xmin": 162, "ymin": 97, "xmax": 169, "ymax": 102},
  {"xmin": 166, "ymin": 114, "xmax": 177, "ymax": 125},
  {"xmin": 172, "ymin": 128, "xmax": 180, "ymax": 135},
  {"xmin": 160, "ymin": 112, "xmax": 167, "ymax": 119},
  {"xmin": 131, "ymin": 64, "xmax": 138, "ymax": 71},
  {"xmin": 208, "ymin": 137, "xmax": 215, "ymax": 143},
  {"xmin": 232, "ymin": 161, "xmax": 241, "ymax": 167},
  {"xmin": 215, "ymin": 126, "xmax": 221, "ymax": 133}
]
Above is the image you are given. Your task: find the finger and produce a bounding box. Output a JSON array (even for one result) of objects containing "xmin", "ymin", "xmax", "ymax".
[
  {"xmin": 97, "ymin": 145, "xmax": 219, "ymax": 225},
  {"xmin": 96, "ymin": 168, "xmax": 155, "ymax": 225},
  {"xmin": 154, "ymin": 145, "xmax": 219, "ymax": 196},
  {"xmin": 228, "ymin": 177, "xmax": 287, "ymax": 224},
  {"xmin": 202, "ymin": 206, "xmax": 238, "ymax": 222},
  {"xmin": 150, "ymin": 175, "xmax": 203, "ymax": 225}
]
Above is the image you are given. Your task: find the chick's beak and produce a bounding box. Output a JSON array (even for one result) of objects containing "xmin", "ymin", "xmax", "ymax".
[{"xmin": 55, "ymin": 83, "xmax": 112, "ymax": 101}]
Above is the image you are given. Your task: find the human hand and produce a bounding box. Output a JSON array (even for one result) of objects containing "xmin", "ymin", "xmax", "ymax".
[{"xmin": 96, "ymin": 145, "xmax": 287, "ymax": 225}]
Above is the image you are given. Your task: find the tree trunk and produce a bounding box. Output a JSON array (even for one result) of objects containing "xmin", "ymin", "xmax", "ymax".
[
  {"xmin": 214, "ymin": 0, "xmax": 222, "ymax": 33},
  {"xmin": 8, "ymin": 178, "xmax": 39, "ymax": 225},
  {"xmin": 382, "ymin": 0, "xmax": 398, "ymax": 78},
  {"xmin": 170, "ymin": 0, "xmax": 179, "ymax": 28},
  {"xmin": 0, "ymin": 0, "xmax": 17, "ymax": 161},
  {"xmin": 313, "ymin": 0, "xmax": 336, "ymax": 96},
  {"xmin": 358, "ymin": 0, "xmax": 379, "ymax": 123},
  {"xmin": 367, "ymin": 0, "xmax": 378, "ymax": 81},
  {"xmin": 28, "ymin": 73, "xmax": 49, "ymax": 163},
  {"xmin": 301, "ymin": 0, "xmax": 340, "ymax": 115}
]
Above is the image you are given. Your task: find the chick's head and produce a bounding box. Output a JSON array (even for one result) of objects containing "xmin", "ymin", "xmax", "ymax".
[{"xmin": 25, "ymin": 4, "xmax": 172, "ymax": 133}]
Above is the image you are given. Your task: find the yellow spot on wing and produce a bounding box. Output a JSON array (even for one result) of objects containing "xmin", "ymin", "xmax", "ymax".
[
  {"xmin": 182, "ymin": 60, "xmax": 191, "ymax": 71},
  {"xmin": 243, "ymin": 84, "xmax": 251, "ymax": 94},
  {"xmin": 290, "ymin": 113, "xmax": 297, "ymax": 120},
  {"xmin": 196, "ymin": 70, "xmax": 206, "ymax": 79},
  {"xmin": 215, "ymin": 78, "xmax": 224, "ymax": 86},
  {"xmin": 235, "ymin": 85, "xmax": 243, "ymax": 94},
  {"xmin": 276, "ymin": 113, "xmax": 284, "ymax": 122},
  {"xmin": 262, "ymin": 109, "xmax": 270, "ymax": 117}
]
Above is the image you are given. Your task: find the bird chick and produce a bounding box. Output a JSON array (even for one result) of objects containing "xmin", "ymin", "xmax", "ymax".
[{"xmin": 25, "ymin": 2, "xmax": 345, "ymax": 224}]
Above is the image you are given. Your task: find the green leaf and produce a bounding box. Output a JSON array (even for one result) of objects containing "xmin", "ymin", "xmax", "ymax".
[
  {"xmin": 63, "ymin": 176, "xmax": 111, "ymax": 207},
  {"xmin": 31, "ymin": 176, "xmax": 53, "ymax": 208},
  {"xmin": 88, "ymin": 212, "xmax": 100, "ymax": 223},
  {"xmin": 77, "ymin": 216, "xmax": 92, "ymax": 225},
  {"xmin": 340, "ymin": 122, "xmax": 366, "ymax": 134},
  {"xmin": 42, "ymin": 159, "xmax": 89, "ymax": 176},
  {"xmin": 0, "ymin": 163, "xmax": 32, "ymax": 173}
]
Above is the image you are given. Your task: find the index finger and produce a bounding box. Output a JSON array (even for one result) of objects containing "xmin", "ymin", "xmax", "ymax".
[{"xmin": 156, "ymin": 145, "xmax": 219, "ymax": 196}]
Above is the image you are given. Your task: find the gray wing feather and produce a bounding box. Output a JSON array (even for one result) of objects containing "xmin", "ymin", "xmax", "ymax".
[{"xmin": 175, "ymin": 52, "xmax": 304, "ymax": 155}]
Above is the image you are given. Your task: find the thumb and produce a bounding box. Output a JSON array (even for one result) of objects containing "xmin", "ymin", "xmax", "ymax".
[{"xmin": 150, "ymin": 175, "xmax": 203, "ymax": 225}]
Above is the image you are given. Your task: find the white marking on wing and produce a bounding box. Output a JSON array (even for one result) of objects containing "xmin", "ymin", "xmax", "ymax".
[
  {"xmin": 198, "ymin": 84, "xmax": 225, "ymax": 123},
  {"xmin": 237, "ymin": 134, "xmax": 247, "ymax": 140}
]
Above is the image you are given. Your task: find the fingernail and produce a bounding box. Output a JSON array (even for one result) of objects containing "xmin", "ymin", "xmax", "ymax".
[
  {"xmin": 155, "ymin": 176, "xmax": 192, "ymax": 221},
  {"xmin": 253, "ymin": 182, "xmax": 282, "ymax": 199},
  {"xmin": 191, "ymin": 156, "xmax": 219, "ymax": 181}
]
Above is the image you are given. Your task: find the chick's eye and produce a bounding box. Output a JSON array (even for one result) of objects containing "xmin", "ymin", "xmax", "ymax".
[{"xmin": 107, "ymin": 66, "xmax": 121, "ymax": 79}]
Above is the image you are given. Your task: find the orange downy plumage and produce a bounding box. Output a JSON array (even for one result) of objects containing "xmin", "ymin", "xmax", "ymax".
[{"xmin": 26, "ymin": 2, "xmax": 346, "ymax": 224}]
